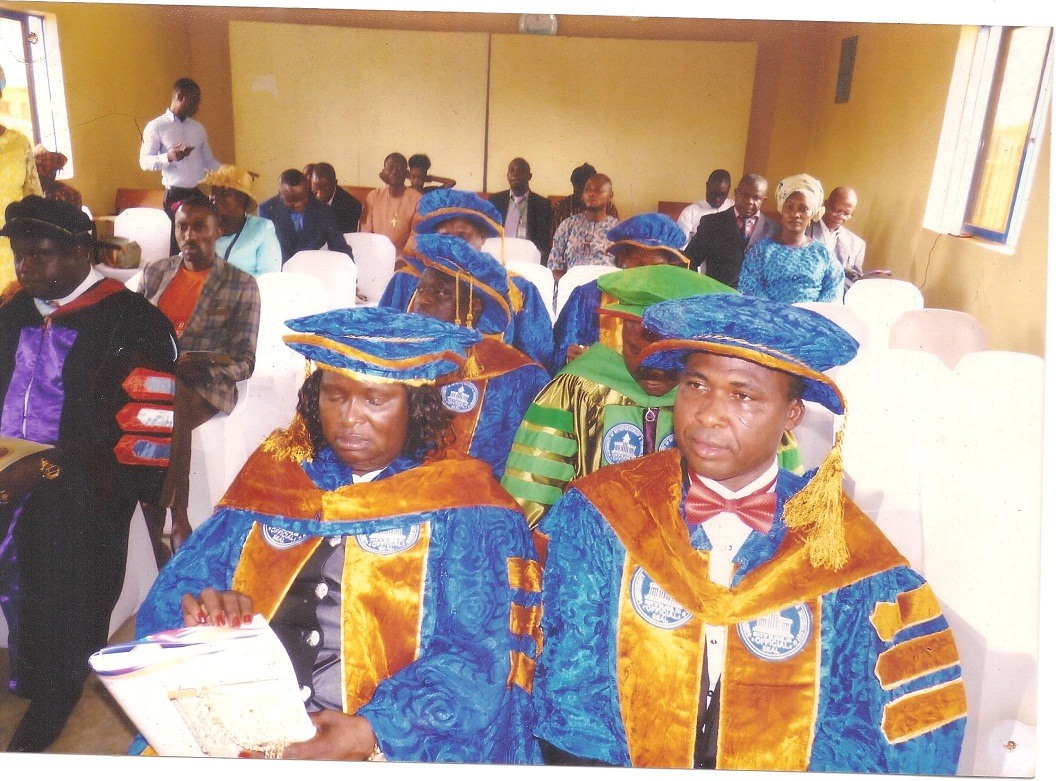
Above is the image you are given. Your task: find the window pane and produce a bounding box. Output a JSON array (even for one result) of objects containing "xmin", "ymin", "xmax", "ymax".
[
  {"xmin": 967, "ymin": 27, "xmax": 1052, "ymax": 234},
  {"xmin": 0, "ymin": 16, "xmax": 35, "ymax": 140}
]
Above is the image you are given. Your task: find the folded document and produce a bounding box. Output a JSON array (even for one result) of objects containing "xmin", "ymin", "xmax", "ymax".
[{"xmin": 90, "ymin": 616, "xmax": 315, "ymax": 757}]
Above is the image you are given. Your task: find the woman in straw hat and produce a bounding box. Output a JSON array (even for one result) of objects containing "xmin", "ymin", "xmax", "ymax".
[{"xmin": 200, "ymin": 164, "xmax": 281, "ymax": 276}]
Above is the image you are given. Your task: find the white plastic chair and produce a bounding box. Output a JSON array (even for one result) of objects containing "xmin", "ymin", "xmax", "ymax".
[
  {"xmin": 123, "ymin": 269, "xmax": 144, "ymax": 291},
  {"xmin": 482, "ymin": 236, "xmax": 542, "ymax": 266},
  {"xmin": 343, "ymin": 232, "xmax": 396, "ymax": 306},
  {"xmin": 113, "ymin": 207, "xmax": 172, "ymax": 265},
  {"xmin": 187, "ymin": 272, "xmax": 330, "ymax": 528},
  {"xmin": 106, "ymin": 505, "xmax": 160, "ymax": 637},
  {"xmin": 507, "ymin": 260, "xmax": 556, "ymax": 323},
  {"xmin": 96, "ymin": 263, "xmax": 143, "ymax": 286},
  {"xmin": 81, "ymin": 204, "xmax": 94, "ymax": 220},
  {"xmin": 555, "ymin": 265, "xmax": 619, "ymax": 317},
  {"xmin": 889, "ymin": 307, "xmax": 988, "ymax": 369},
  {"xmin": 794, "ymin": 301, "xmax": 871, "ymax": 353},
  {"xmin": 283, "ymin": 250, "xmax": 358, "ymax": 311},
  {"xmin": 921, "ymin": 350, "xmax": 1043, "ymax": 776},
  {"xmin": 834, "ymin": 348, "xmax": 959, "ymax": 574},
  {"xmin": 843, "ymin": 278, "xmax": 924, "ymax": 350}
]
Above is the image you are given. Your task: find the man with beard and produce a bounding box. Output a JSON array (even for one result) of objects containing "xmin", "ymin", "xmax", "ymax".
[{"xmin": 137, "ymin": 192, "xmax": 259, "ymax": 565}]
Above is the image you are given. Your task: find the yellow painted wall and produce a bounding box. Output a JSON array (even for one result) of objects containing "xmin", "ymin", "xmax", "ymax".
[
  {"xmin": 11, "ymin": 2, "xmax": 197, "ymax": 214},
  {"xmin": 228, "ymin": 23, "xmax": 754, "ymax": 215},
  {"xmin": 229, "ymin": 20, "xmax": 490, "ymax": 204},
  {"xmin": 794, "ymin": 22, "xmax": 1049, "ymax": 355},
  {"xmin": 485, "ymin": 35, "xmax": 755, "ymax": 215}
]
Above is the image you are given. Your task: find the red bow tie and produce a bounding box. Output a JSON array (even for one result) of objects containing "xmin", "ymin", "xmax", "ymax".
[{"xmin": 685, "ymin": 473, "xmax": 777, "ymax": 534}]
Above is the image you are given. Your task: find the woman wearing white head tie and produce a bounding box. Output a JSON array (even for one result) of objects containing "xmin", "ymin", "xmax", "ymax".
[{"xmin": 737, "ymin": 173, "xmax": 844, "ymax": 303}]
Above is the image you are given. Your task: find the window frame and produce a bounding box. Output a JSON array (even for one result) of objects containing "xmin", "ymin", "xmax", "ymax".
[
  {"xmin": 0, "ymin": 7, "xmax": 73, "ymax": 178},
  {"xmin": 924, "ymin": 24, "xmax": 1053, "ymax": 248}
]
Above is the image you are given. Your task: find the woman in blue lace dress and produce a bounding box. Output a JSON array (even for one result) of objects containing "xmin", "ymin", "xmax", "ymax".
[{"xmin": 737, "ymin": 173, "xmax": 843, "ymax": 304}]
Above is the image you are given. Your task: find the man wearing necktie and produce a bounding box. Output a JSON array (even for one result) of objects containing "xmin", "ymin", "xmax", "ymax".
[
  {"xmin": 532, "ymin": 293, "xmax": 966, "ymax": 773},
  {"xmin": 683, "ymin": 173, "xmax": 776, "ymax": 287}
]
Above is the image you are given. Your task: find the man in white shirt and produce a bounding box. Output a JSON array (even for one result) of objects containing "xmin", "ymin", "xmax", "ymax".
[
  {"xmin": 139, "ymin": 77, "xmax": 221, "ymax": 253},
  {"xmin": 807, "ymin": 186, "xmax": 867, "ymax": 290},
  {"xmin": 677, "ymin": 169, "xmax": 734, "ymax": 243}
]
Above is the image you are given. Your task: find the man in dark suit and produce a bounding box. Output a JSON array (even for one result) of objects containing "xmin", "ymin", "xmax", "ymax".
[
  {"xmin": 310, "ymin": 161, "xmax": 362, "ymax": 235},
  {"xmin": 258, "ymin": 169, "xmax": 352, "ymax": 264},
  {"xmin": 488, "ymin": 157, "xmax": 554, "ymax": 263},
  {"xmin": 683, "ymin": 173, "xmax": 775, "ymax": 288}
]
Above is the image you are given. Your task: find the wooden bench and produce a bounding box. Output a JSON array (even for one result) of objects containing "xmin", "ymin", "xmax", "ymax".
[{"xmin": 658, "ymin": 200, "xmax": 692, "ymax": 222}]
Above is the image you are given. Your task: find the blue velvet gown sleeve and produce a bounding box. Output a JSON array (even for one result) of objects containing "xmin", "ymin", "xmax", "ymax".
[
  {"xmin": 811, "ymin": 566, "xmax": 966, "ymax": 774},
  {"xmin": 470, "ymin": 362, "xmax": 551, "ymax": 480},
  {"xmin": 550, "ymin": 281, "xmax": 602, "ymax": 374},
  {"xmin": 377, "ymin": 268, "xmax": 418, "ymax": 310},
  {"xmin": 134, "ymin": 507, "xmax": 257, "ymax": 638},
  {"xmin": 510, "ymin": 276, "xmax": 554, "ymax": 368},
  {"xmin": 357, "ymin": 504, "xmax": 540, "ymax": 764},
  {"xmin": 532, "ymin": 488, "xmax": 630, "ymax": 766}
]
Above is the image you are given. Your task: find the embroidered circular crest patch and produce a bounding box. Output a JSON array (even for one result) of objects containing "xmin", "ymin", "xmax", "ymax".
[
  {"xmin": 261, "ymin": 524, "xmax": 311, "ymax": 549},
  {"xmin": 354, "ymin": 525, "xmax": 421, "ymax": 555},
  {"xmin": 602, "ymin": 423, "xmax": 643, "ymax": 464},
  {"xmin": 658, "ymin": 433, "xmax": 676, "ymax": 451},
  {"xmin": 736, "ymin": 603, "xmax": 813, "ymax": 661},
  {"xmin": 441, "ymin": 381, "xmax": 480, "ymax": 414},
  {"xmin": 629, "ymin": 566, "xmax": 692, "ymax": 630}
]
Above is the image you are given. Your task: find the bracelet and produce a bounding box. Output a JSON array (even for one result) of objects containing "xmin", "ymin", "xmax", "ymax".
[{"xmin": 368, "ymin": 741, "xmax": 385, "ymax": 762}]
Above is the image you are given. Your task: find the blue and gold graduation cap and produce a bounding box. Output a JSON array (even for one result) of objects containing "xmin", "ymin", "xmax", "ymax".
[
  {"xmin": 637, "ymin": 293, "xmax": 860, "ymax": 570},
  {"xmin": 404, "ymin": 233, "xmax": 512, "ymax": 335},
  {"xmin": 606, "ymin": 213, "xmax": 690, "ymax": 267},
  {"xmin": 282, "ymin": 306, "xmax": 480, "ymax": 386},
  {"xmin": 414, "ymin": 189, "xmax": 504, "ymax": 238}
]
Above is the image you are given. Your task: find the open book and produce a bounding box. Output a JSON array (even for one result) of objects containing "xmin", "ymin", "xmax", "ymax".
[{"xmin": 89, "ymin": 616, "xmax": 315, "ymax": 757}]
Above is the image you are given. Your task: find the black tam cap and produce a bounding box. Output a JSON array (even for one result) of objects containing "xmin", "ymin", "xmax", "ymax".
[{"xmin": 1, "ymin": 195, "xmax": 95, "ymax": 245}]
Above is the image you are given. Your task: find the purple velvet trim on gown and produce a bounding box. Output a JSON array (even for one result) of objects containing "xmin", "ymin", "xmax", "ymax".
[{"xmin": 1, "ymin": 323, "xmax": 77, "ymax": 443}]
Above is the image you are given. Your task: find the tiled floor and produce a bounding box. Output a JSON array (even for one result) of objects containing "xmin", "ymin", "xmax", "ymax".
[{"xmin": 1, "ymin": 618, "xmax": 138, "ymax": 754}]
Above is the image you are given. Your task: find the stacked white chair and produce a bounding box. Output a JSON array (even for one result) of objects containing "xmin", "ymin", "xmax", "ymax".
[
  {"xmin": 507, "ymin": 260, "xmax": 556, "ymax": 323},
  {"xmin": 889, "ymin": 307, "xmax": 988, "ymax": 369},
  {"xmin": 794, "ymin": 300, "xmax": 871, "ymax": 351},
  {"xmin": 187, "ymin": 271, "xmax": 329, "ymax": 528},
  {"xmin": 283, "ymin": 250, "xmax": 358, "ymax": 311},
  {"xmin": 344, "ymin": 232, "xmax": 396, "ymax": 306},
  {"xmin": 844, "ymin": 278, "xmax": 924, "ymax": 351},
  {"xmin": 920, "ymin": 350, "xmax": 1043, "ymax": 775},
  {"xmin": 482, "ymin": 236, "xmax": 542, "ymax": 266},
  {"xmin": 113, "ymin": 206, "xmax": 172, "ymax": 265},
  {"xmin": 834, "ymin": 348, "xmax": 959, "ymax": 574},
  {"xmin": 554, "ymin": 264, "xmax": 619, "ymax": 317}
]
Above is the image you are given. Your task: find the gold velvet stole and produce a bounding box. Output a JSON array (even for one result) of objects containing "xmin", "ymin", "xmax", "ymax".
[
  {"xmin": 338, "ymin": 524, "xmax": 432, "ymax": 712},
  {"xmin": 227, "ymin": 448, "xmax": 523, "ymax": 711},
  {"xmin": 440, "ymin": 339, "xmax": 538, "ymax": 455},
  {"xmin": 597, "ymin": 292, "xmax": 622, "ymax": 353},
  {"xmin": 576, "ymin": 449, "xmax": 910, "ymax": 769}
]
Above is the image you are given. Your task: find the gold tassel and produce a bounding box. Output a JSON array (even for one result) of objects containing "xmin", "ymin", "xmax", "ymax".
[
  {"xmin": 261, "ymin": 413, "xmax": 315, "ymax": 464},
  {"xmin": 782, "ymin": 417, "xmax": 849, "ymax": 570}
]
